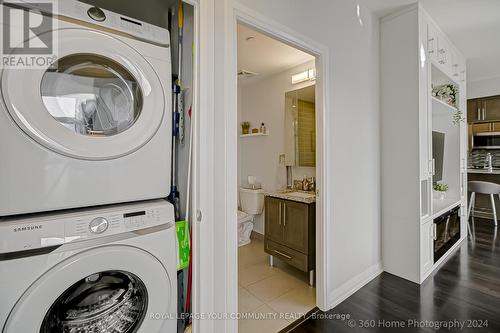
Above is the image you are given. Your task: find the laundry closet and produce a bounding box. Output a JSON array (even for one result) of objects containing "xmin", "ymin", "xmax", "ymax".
[{"xmin": 0, "ymin": 1, "xmax": 196, "ymax": 332}]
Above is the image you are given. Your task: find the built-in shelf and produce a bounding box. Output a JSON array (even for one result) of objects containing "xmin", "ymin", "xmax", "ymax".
[
  {"xmin": 432, "ymin": 197, "xmax": 461, "ymax": 218},
  {"xmin": 432, "ymin": 96, "xmax": 458, "ymax": 112},
  {"xmin": 240, "ymin": 132, "xmax": 269, "ymax": 138}
]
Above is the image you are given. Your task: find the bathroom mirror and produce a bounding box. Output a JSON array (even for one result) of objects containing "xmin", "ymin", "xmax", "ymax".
[{"xmin": 284, "ymin": 85, "xmax": 316, "ymax": 167}]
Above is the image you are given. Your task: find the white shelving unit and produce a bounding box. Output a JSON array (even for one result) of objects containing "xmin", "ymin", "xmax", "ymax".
[
  {"xmin": 432, "ymin": 197, "xmax": 461, "ymax": 218},
  {"xmin": 381, "ymin": 4, "xmax": 467, "ymax": 284},
  {"xmin": 239, "ymin": 132, "xmax": 269, "ymax": 138},
  {"xmin": 431, "ymin": 96, "xmax": 458, "ymax": 112}
]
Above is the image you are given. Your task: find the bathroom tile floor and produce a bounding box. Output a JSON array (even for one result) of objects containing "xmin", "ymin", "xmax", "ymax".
[{"xmin": 238, "ymin": 238, "xmax": 315, "ymax": 333}]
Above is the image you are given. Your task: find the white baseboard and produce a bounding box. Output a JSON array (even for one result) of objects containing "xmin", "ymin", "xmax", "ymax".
[{"xmin": 328, "ymin": 261, "xmax": 383, "ymax": 309}]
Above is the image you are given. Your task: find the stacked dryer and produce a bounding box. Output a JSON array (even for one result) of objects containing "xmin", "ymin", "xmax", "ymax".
[{"xmin": 0, "ymin": 1, "xmax": 176, "ymax": 332}]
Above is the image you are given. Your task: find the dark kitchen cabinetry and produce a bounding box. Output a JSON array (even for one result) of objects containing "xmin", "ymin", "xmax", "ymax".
[
  {"xmin": 467, "ymin": 99, "xmax": 479, "ymax": 122},
  {"xmin": 264, "ymin": 196, "xmax": 315, "ymax": 276},
  {"xmin": 483, "ymin": 98, "xmax": 500, "ymax": 122},
  {"xmin": 468, "ymin": 95, "xmax": 500, "ymax": 123}
]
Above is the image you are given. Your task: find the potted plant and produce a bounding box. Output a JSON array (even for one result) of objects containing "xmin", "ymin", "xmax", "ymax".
[
  {"xmin": 432, "ymin": 84, "xmax": 458, "ymax": 108},
  {"xmin": 241, "ymin": 121, "xmax": 250, "ymax": 135},
  {"xmin": 433, "ymin": 183, "xmax": 449, "ymax": 200}
]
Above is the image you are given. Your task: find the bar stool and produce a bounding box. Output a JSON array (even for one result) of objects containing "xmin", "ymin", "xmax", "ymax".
[{"xmin": 468, "ymin": 181, "xmax": 500, "ymax": 236}]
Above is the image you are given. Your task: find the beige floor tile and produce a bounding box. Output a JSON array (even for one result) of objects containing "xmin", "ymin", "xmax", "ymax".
[
  {"xmin": 238, "ymin": 304, "xmax": 291, "ymax": 333},
  {"xmin": 238, "ymin": 261, "xmax": 280, "ymax": 287},
  {"xmin": 238, "ymin": 237, "xmax": 315, "ymax": 331},
  {"xmin": 267, "ymin": 286, "xmax": 316, "ymax": 317},
  {"xmin": 271, "ymin": 259, "xmax": 311, "ymax": 285},
  {"xmin": 238, "ymin": 241, "xmax": 268, "ymax": 268},
  {"xmin": 239, "ymin": 287, "xmax": 264, "ymax": 313},
  {"xmin": 245, "ymin": 271, "xmax": 302, "ymax": 303}
]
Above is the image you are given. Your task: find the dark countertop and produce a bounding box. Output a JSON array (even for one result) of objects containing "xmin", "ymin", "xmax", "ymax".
[{"xmin": 468, "ymin": 168, "xmax": 500, "ymax": 175}]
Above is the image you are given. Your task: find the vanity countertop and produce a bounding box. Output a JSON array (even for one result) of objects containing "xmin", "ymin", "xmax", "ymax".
[
  {"xmin": 468, "ymin": 168, "xmax": 500, "ymax": 175},
  {"xmin": 265, "ymin": 190, "xmax": 316, "ymax": 204}
]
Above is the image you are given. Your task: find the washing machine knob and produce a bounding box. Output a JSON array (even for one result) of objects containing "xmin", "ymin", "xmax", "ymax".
[
  {"xmin": 87, "ymin": 6, "xmax": 106, "ymax": 22},
  {"xmin": 89, "ymin": 217, "xmax": 109, "ymax": 234}
]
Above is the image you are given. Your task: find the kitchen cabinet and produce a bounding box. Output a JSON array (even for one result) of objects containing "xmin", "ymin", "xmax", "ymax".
[
  {"xmin": 468, "ymin": 96, "xmax": 500, "ymax": 122},
  {"xmin": 483, "ymin": 97, "xmax": 500, "ymax": 122},
  {"xmin": 472, "ymin": 123, "xmax": 492, "ymax": 134},
  {"xmin": 467, "ymin": 99, "xmax": 479, "ymax": 122},
  {"xmin": 492, "ymin": 122, "xmax": 500, "ymax": 132},
  {"xmin": 264, "ymin": 196, "xmax": 315, "ymax": 278}
]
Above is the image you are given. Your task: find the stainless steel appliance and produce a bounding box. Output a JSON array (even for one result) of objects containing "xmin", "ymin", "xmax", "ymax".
[{"xmin": 472, "ymin": 132, "xmax": 500, "ymax": 149}]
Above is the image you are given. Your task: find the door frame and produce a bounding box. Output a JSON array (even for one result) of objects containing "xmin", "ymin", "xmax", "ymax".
[
  {"xmin": 194, "ymin": 1, "xmax": 332, "ymax": 332},
  {"xmin": 230, "ymin": 1, "xmax": 331, "ymax": 312}
]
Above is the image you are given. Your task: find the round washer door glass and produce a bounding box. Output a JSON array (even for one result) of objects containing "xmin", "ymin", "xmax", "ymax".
[
  {"xmin": 2, "ymin": 245, "xmax": 174, "ymax": 333},
  {"xmin": 1, "ymin": 28, "xmax": 167, "ymax": 160},
  {"xmin": 40, "ymin": 270, "xmax": 147, "ymax": 332},
  {"xmin": 41, "ymin": 54, "xmax": 144, "ymax": 137}
]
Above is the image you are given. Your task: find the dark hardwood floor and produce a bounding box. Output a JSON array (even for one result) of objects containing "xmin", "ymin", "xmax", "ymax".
[{"xmin": 287, "ymin": 218, "xmax": 500, "ymax": 332}]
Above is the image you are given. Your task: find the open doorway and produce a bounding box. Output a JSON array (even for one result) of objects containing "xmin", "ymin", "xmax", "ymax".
[{"xmin": 236, "ymin": 23, "xmax": 318, "ymax": 333}]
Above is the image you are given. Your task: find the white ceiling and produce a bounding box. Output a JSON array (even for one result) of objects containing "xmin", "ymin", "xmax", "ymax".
[
  {"xmin": 359, "ymin": 0, "xmax": 500, "ymax": 83},
  {"xmin": 237, "ymin": 24, "xmax": 314, "ymax": 82}
]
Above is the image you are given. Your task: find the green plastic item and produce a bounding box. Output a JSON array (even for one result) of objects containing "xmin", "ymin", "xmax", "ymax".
[{"xmin": 176, "ymin": 221, "xmax": 190, "ymax": 270}]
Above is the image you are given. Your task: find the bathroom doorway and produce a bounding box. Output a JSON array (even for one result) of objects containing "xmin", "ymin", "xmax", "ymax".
[{"xmin": 236, "ymin": 22, "xmax": 321, "ymax": 333}]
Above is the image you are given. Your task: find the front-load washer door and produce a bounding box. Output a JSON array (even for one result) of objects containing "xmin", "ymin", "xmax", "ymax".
[
  {"xmin": 1, "ymin": 28, "xmax": 165, "ymax": 160},
  {"xmin": 3, "ymin": 245, "xmax": 174, "ymax": 333}
]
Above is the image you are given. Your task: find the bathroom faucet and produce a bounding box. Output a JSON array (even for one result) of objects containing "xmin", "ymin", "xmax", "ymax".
[{"xmin": 286, "ymin": 166, "xmax": 293, "ymax": 189}]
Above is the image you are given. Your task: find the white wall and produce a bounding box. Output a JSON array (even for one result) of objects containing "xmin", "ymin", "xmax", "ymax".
[
  {"xmin": 212, "ymin": 0, "xmax": 382, "ymax": 321},
  {"xmin": 468, "ymin": 76, "xmax": 500, "ymax": 99},
  {"xmin": 238, "ymin": 60, "xmax": 315, "ymax": 234}
]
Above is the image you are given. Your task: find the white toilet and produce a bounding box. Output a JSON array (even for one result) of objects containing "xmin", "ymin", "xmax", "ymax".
[{"xmin": 238, "ymin": 187, "xmax": 264, "ymax": 246}]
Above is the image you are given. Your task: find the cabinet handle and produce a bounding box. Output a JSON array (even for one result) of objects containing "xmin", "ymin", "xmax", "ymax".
[
  {"xmin": 274, "ymin": 249, "xmax": 292, "ymax": 259},
  {"xmin": 428, "ymin": 38, "xmax": 435, "ymax": 54},
  {"xmin": 433, "ymin": 223, "xmax": 437, "ymax": 241},
  {"xmin": 438, "ymin": 49, "xmax": 446, "ymax": 64},
  {"xmin": 477, "ymin": 107, "xmax": 481, "ymax": 120},
  {"xmin": 431, "ymin": 159, "xmax": 436, "ymax": 176},
  {"xmin": 461, "ymin": 172, "xmax": 465, "ymax": 197},
  {"xmin": 278, "ymin": 202, "xmax": 281, "ymax": 225},
  {"xmin": 283, "ymin": 203, "xmax": 286, "ymax": 227}
]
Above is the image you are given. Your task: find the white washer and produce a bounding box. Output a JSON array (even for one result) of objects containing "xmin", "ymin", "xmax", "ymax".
[
  {"xmin": 0, "ymin": 199, "xmax": 176, "ymax": 333},
  {"xmin": 0, "ymin": 1, "xmax": 172, "ymax": 216}
]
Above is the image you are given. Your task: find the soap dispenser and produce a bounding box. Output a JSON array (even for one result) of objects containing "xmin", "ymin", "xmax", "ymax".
[{"xmin": 260, "ymin": 123, "xmax": 266, "ymax": 134}]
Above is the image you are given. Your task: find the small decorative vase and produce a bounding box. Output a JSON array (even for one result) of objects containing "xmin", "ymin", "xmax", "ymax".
[
  {"xmin": 438, "ymin": 191, "xmax": 446, "ymax": 200},
  {"xmin": 242, "ymin": 128, "xmax": 249, "ymax": 134}
]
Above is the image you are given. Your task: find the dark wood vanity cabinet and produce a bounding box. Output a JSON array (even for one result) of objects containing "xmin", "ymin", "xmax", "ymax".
[{"xmin": 264, "ymin": 196, "xmax": 315, "ymax": 273}]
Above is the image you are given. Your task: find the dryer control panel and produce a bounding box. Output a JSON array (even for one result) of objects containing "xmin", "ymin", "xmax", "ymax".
[
  {"xmin": 8, "ymin": 0, "xmax": 170, "ymax": 46},
  {"xmin": 0, "ymin": 200, "xmax": 174, "ymax": 254}
]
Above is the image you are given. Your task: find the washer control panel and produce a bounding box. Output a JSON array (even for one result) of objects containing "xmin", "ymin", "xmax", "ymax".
[
  {"xmin": 89, "ymin": 217, "xmax": 109, "ymax": 234},
  {"xmin": 65, "ymin": 206, "xmax": 166, "ymax": 241},
  {"xmin": 0, "ymin": 200, "xmax": 174, "ymax": 254}
]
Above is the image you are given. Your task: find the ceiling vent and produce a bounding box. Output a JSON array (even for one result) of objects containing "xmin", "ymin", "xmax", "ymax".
[{"xmin": 237, "ymin": 69, "xmax": 258, "ymax": 78}]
